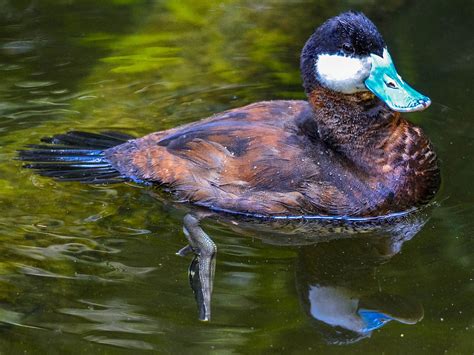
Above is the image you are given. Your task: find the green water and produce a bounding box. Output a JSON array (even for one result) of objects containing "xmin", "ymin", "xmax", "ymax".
[{"xmin": 0, "ymin": 0, "xmax": 472, "ymax": 353}]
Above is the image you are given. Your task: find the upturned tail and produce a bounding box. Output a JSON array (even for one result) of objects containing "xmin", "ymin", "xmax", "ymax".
[{"xmin": 18, "ymin": 131, "xmax": 134, "ymax": 184}]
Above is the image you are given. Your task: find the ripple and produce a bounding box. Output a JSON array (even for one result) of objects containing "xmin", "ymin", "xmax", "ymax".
[
  {"xmin": 32, "ymin": 219, "xmax": 65, "ymax": 229},
  {"xmin": 26, "ymin": 99, "xmax": 69, "ymax": 107},
  {"xmin": 15, "ymin": 81, "xmax": 56, "ymax": 89},
  {"xmin": 10, "ymin": 235, "xmax": 122, "ymax": 262},
  {"xmin": 115, "ymin": 226, "xmax": 152, "ymax": 236},
  {"xmin": 0, "ymin": 307, "xmax": 41, "ymax": 329},
  {"xmin": 16, "ymin": 264, "xmax": 115, "ymax": 283},
  {"xmin": 103, "ymin": 262, "xmax": 156, "ymax": 279},
  {"xmin": 4, "ymin": 108, "xmax": 80, "ymax": 119},
  {"xmin": 0, "ymin": 63, "xmax": 21, "ymax": 71},
  {"xmin": 220, "ymin": 244, "xmax": 260, "ymax": 257},
  {"xmin": 58, "ymin": 299, "xmax": 161, "ymax": 337},
  {"xmin": 83, "ymin": 336, "xmax": 155, "ymax": 350}
]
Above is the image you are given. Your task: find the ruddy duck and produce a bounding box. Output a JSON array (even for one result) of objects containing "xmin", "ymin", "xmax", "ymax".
[
  {"xmin": 19, "ymin": 11, "xmax": 440, "ymax": 217},
  {"xmin": 19, "ymin": 11, "xmax": 440, "ymax": 320}
]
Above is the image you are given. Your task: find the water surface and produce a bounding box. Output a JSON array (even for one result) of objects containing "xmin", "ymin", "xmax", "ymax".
[{"xmin": 0, "ymin": 0, "xmax": 472, "ymax": 353}]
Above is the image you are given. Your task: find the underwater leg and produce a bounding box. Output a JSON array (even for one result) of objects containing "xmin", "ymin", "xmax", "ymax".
[{"xmin": 177, "ymin": 213, "xmax": 217, "ymax": 321}]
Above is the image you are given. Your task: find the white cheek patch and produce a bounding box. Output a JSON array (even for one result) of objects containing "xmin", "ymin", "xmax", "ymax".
[
  {"xmin": 309, "ymin": 285, "xmax": 365, "ymax": 333},
  {"xmin": 316, "ymin": 54, "xmax": 372, "ymax": 94}
]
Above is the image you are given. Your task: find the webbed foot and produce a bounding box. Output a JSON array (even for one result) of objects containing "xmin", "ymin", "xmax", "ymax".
[{"xmin": 176, "ymin": 214, "xmax": 217, "ymax": 321}]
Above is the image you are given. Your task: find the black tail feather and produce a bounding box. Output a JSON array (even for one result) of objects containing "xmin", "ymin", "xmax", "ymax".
[
  {"xmin": 18, "ymin": 131, "xmax": 134, "ymax": 184},
  {"xmin": 40, "ymin": 131, "xmax": 132, "ymax": 149}
]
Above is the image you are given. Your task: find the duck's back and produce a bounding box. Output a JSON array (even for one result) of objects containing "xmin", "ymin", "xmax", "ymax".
[
  {"xmin": 104, "ymin": 99, "xmax": 438, "ymax": 217},
  {"xmin": 106, "ymin": 101, "xmax": 324, "ymax": 215}
]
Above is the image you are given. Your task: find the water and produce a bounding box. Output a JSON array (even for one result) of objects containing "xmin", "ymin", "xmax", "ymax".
[{"xmin": 0, "ymin": 0, "xmax": 472, "ymax": 353}]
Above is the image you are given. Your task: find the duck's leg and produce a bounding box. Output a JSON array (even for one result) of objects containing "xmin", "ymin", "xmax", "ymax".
[{"xmin": 176, "ymin": 213, "xmax": 217, "ymax": 321}]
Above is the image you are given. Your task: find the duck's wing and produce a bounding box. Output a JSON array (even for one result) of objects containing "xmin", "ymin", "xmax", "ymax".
[{"xmin": 105, "ymin": 100, "xmax": 318, "ymax": 215}]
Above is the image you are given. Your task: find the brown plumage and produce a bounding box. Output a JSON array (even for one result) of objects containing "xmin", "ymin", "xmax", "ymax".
[{"xmin": 102, "ymin": 87, "xmax": 439, "ymax": 217}]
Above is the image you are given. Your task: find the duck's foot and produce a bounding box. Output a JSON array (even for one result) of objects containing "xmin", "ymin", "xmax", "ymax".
[{"xmin": 176, "ymin": 213, "xmax": 217, "ymax": 322}]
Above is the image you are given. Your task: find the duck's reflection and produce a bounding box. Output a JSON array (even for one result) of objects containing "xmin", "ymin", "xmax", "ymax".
[
  {"xmin": 296, "ymin": 233, "xmax": 424, "ymax": 344},
  {"xmin": 178, "ymin": 205, "xmax": 430, "ymax": 343}
]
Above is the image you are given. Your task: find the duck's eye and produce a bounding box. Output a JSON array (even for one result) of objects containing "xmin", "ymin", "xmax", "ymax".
[{"xmin": 342, "ymin": 43, "xmax": 354, "ymax": 54}]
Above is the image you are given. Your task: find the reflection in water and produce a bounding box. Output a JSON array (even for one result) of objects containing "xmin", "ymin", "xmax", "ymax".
[
  {"xmin": 184, "ymin": 206, "xmax": 431, "ymax": 344},
  {"xmin": 296, "ymin": 229, "xmax": 425, "ymax": 344}
]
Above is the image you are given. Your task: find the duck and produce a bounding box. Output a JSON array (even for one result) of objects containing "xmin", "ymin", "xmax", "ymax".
[
  {"xmin": 18, "ymin": 11, "xmax": 440, "ymax": 321},
  {"xmin": 19, "ymin": 10, "xmax": 440, "ymax": 218}
]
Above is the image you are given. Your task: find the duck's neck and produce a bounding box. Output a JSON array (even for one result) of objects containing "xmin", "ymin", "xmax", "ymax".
[
  {"xmin": 307, "ymin": 86, "xmax": 440, "ymax": 208},
  {"xmin": 308, "ymin": 86, "xmax": 397, "ymax": 172}
]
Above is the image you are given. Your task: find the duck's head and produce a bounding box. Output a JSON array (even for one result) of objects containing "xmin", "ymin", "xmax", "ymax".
[{"xmin": 301, "ymin": 11, "xmax": 430, "ymax": 112}]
